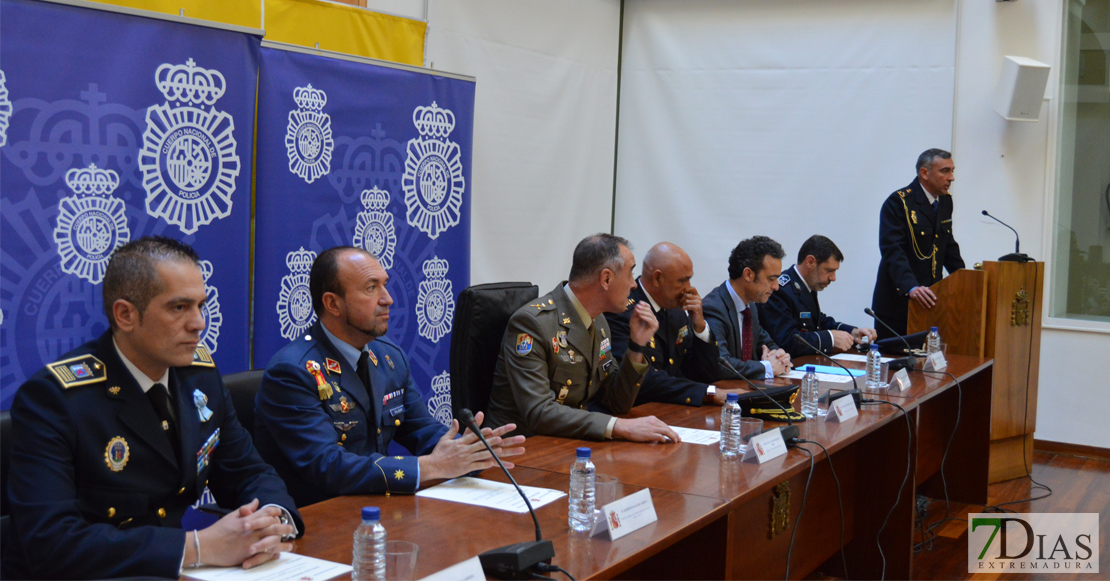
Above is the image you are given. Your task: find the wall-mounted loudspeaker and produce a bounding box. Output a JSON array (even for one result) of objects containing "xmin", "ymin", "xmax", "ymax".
[{"xmin": 993, "ymin": 55, "xmax": 1051, "ymax": 121}]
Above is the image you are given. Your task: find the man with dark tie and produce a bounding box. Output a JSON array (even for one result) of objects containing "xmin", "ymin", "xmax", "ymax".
[
  {"xmin": 872, "ymin": 148, "xmax": 965, "ymax": 338},
  {"xmin": 703, "ymin": 235, "xmax": 793, "ymax": 379},
  {"xmin": 254, "ymin": 246, "xmax": 525, "ymax": 507}
]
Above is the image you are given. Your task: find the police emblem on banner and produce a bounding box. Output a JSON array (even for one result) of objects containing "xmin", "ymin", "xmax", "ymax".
[
  {"xmin": 197, "ymin": 260, "xmax": 222, "ymax": 354},
  {"xmin": 139, "ymin": 58, "xmax": 240, "ymax": 234},
  {"xmin": 353, "ymin": 187, "xmax": 397, "ymax": 269},
  {"xmin": 276, "ymin": 247, "xmax": 317, "ymax": 340},
  {"xmin": 0, "ymin": 69, "xmax": 11, "ymax": 148},
  {"xmin": 286, "ymin": 84, "xmax": 333, "ymax": 184},
  {"xmin": 402, "ymin": 102, "xmax": 464, "ymax": 240},
  {"xmin": 53, "ymin": 164, "xmax": 130, "ymax": 285},
  {"xmin": 416, "ymin": 256, "xmax": 454, "ymax": 343},
  {"xmin": 426, "ymin": 371, "xmax": 452, "ymax": 427}
]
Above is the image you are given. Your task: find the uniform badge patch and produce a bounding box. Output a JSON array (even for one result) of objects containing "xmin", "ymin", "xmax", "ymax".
[
  {"xmin": 516, "ymin": 333, "xmax": 533, "ymax": 356},
  {"xmin": 677, "ymin": 325, "xmax": 689, "ymax": 345},
  {"xmin": 599, "ymin": 338, "xmax": 611, "ymax": 360},
  {"xmin": 551, "ymin": 337, "xmax": 560, "ymax": 354},
  {"xmin": 193, "ymin": 389, "xmax": 213, "ymax": 422},
  {"xmin": 385, "ymin": 354, "xmax": 395, "ymax": 370},
  {"xmin": 325, "ymin": 358, "xmax": 342, "ymax": 374},
  {"xmin": 338, "ymin": 396, "xmax": 352, "ymax": 413},
  {"xmin": 367, "ymin": 348, "xmax": 379, "ymax": 367},
  {"xmin": 196, "ymin": 429, "xmax": 220, "ymax": 474},
  {"xmin": 800, "ymin": 312, "xmax": 812, "ymax": 319},
  {"xmin": 778, "ymin": 273, "xmax": 791, "ymax": 286},
  {"xmin": 104, "ymin": 436, "xmax": 129, "ymax": 472},
  {"xmin": 911, "ymin": 210, "xmax": 918, "ymax": 224},
  {"xmin": 307, "ymin": 361, "xmax": 332, "ymax": 401},
  {"xmin": 557, "ymin": 331, "xmax": 568, "ymax": 348},
  {"xmin": 334, "ymin": 421, "xmax": 358, "ymax": 432},
  {"xmin": 562, "ymin": 317, "xmax": 572, "ymax": 325},
  {"xmin": 192, "ymin": 345, "xmax": 216, "ymax": 367},
  {"xmin": 47, "ymin": 355, "xmax": 107, "ymax": 388}
]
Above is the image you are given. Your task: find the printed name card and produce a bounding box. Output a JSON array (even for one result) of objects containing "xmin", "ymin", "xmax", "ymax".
[
  {"xmin": 924, "ymin": 351, "xmax": 947, "ymax": 371},
  {"xmin": 890, "ymin": 368, "xmax": 911, "ymax": 392},
  {"xmin": 740, "ymin": 427, "xmax": 788, "ymax": 464},
  {"xmin": 825, "ymin": 395, "xmax": 859, "ymax": 423},
  {"xmin": 590, "ymin": 488, "xmax": 658, "ymax": 541}
]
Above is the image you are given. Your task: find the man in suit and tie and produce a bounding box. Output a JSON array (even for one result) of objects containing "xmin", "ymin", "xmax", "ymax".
[
  {"xmin": 872, "ymin": 148, "xmax": 965, "ymax": 338},
  {"xmin": 703, "ymin": 235, "xmax": 793, "ymax": 379},
  {"xmin": 254, "ymin": 247, "xmax": 525, "ymax": 506},
  {"xmin": 760, "ymin": 235, "xmax": 878, "ymax": 357},
  {"xmin": 606, "ymin": 242, "xmax": 741, "ymax": 406},
  {"xmin": 7, "ymin": 237, "xmax": 300, "ymax": 579}
]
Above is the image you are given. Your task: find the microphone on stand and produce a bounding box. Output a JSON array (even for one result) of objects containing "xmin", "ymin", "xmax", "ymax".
[
  {"xmin": 981, "ymin": 210, "xmax": 1032, "ymax": 262},
  {"xmin": 864, "ymin": 308, "xmax": 918, "ymax": 372},
  {"xmin": 717, "ymin": 357, "xmax": 800, "ymax": 444},
  {"xmin": 459, "ymin": 409, "xmax": 555, "ymax": 579},
  {"xmin": 792, "ymin": 335, "xmax": 862, "ymax": 407}
]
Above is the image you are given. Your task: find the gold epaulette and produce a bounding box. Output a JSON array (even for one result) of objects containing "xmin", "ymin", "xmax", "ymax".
[
  {"xmin": 192, "ymin": 345, "xmax": 215, "ymax": 367},
  {"xmin": 47, "ymin": 355, "xmax": 107, "ymax": 389}
]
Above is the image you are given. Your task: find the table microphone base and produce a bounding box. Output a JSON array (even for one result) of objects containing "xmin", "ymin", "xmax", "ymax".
[{"xmin": 479, "ymin": 540, "xmax": 555, "ymax": 579}]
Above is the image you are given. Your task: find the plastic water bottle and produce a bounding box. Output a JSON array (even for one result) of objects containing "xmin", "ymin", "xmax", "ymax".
[
  {"xmin": 568, "ymin": 447, "xmax": 596, "ymax": 532},
  {"xmin": 719, "ymin": 392, "xmax": 743, "ymax": 457},
  {"xmin": 352, "ymin": 506, "xmax": 386, "ymax": 580},
  {"xmin": 927, "ymin": 326, "xmax": 941, "ymax": 354},
  {"xmin": 801, "ymin": 366, "xmax": 820, "ymax": 418},
  {"xmin": 866, "ymin": 343, "xmax": 882, "ymax": 390}
]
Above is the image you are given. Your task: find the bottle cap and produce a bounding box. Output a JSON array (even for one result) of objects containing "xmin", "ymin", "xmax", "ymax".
[
  {"xmin": 362, "ymin": 506, "xmax": 380, "ymax": 520},
  {"xmin": 931, "ymin": 326, "xmax": 938, "ymax": 332},
  {"xmin": 726, "ymin": 392, "xmax": 739, "ymax": 402},
  {"xmin": 871, "ymin": 343, "xmax": 879, "ymax": 351},
  {"xmin": 576, "ymin": 447, "xmax": 591, "ymax": 458},
  {"xmin": 806, "ymin": 365, "xmax": 815, "ymax": 372}
]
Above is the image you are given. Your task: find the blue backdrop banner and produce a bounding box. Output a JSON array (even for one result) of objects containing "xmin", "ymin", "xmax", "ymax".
[
  {"xmin": 0, "ymin": 0, "xmax": 258, "ymax": 409},
  {"xmin": 253, "ymin": 45, "xmax": 473, "ymax": 426}
]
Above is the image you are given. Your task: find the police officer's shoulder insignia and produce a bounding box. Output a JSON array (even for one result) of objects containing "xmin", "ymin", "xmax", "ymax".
[
  {"xmin": 778, "ymin": 273, "xmax": 790, "ymax": 286},
  {"xmin": 47, "ymin": 355, "xmax": 107, "ymax": 388},
  {"xmin": 104, "ymin": 436, "xmax": 129, "ymax": 472},
  {"xmin": 385, "ymin": 354, "xmax": 395, "ymax": 370},
  {"xmin": 192, "ymin": 345, "xmax": 216, "ymax": 367},
  {"xmin": 515, "ymin": 333, "xmax": 533, "ymax": 356},
  {"xmin": 325, "ymin": 358, "xmax": 342, "ymax": 374}
]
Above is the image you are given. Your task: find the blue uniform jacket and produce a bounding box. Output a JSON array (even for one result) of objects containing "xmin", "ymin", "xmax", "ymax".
[
  {"xmin": 605, "ymin": 283, "xmax": 721, "ymax": 406},
  {"xmin": 703, "ymin": 281, "xmax": 780, "ymax": 379},
  {"xmin": 254, "ymin": 322, "xmax": 448, "ymax": 507},
  {"xmin": 6, "ymin": 331, "xmax": 301, "ymax": 580},
  {"xmin": 759, "ymin": 265, "xmax": 857, "ymax": 358}
]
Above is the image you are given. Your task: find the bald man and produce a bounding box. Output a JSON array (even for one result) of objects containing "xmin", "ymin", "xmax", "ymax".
[{"xmin": 605, "ymin": 242, "xmax": 738, "ymax": 406}]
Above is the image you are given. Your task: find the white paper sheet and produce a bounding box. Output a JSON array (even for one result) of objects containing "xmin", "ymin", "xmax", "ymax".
[
  {"xmin": 415, "ymin": 477, "xmax": 565, "ymax": 513},
  {"xmin": 419, "ymin": 556, "xmax": 485, "ymax": 581},
  {"xmin": 182, "ymin": 552, "xmax": 351, "ymax": 581},
  {"xmin": 832, "ymin": 353, "xmax": 893, "ymax": 364},
  {"xmin": 784, "ymin": 370, "xmax": 855, "ymax": 384},
  {"xmin": 668, "ymin": 425, "xmax": 721, "ymax": 445}
]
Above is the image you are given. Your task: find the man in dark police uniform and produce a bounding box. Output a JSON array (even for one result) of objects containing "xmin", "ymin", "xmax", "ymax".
[
  {"xmin": 760, "ymin": 235, "xmax": 877, "ymax": 357},
  {"xmin": 872, "ymin": 148, "xmax": 965, "ymax": 338},
  {"xmin": 254, "ymin": 247, "xmax": 525, "ymax": 507},
  {"xmin": 606, "ymin": 242, "xmax": 741, "ymax": 406},
  {"xmin": 6, "ymin": 237, "xmax": 301, "ymax": 580}
]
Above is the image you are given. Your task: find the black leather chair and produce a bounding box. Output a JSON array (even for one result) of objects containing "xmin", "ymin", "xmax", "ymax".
[
  {"xmin": 449, "ymin": 282, "xmax": 538, "ymax": 419},
  {"xmin": 223, "ymin": 370, "xmax": 265, "ymax": 437},
  {"xmin": 2, "ymin": 409, "xmax": 13, "ymax": 573}
]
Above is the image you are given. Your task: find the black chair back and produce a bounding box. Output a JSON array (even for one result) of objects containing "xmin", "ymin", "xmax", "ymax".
[
  {"xmin": 223, "ymin": 370, "xmax": 265, "ymax": 437},
  {"xmin": 450, "ymin": 282, "xmax": 538, "ymax": 419}
]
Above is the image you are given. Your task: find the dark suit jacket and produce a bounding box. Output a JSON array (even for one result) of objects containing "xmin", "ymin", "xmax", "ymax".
[
  {"xmin": 871, "ymin": 178, "xmax": 964, "ymax": 336},
  {"xmin": 759, "ymin": 265, "xmax": 857, "ymax": 357},
  {"xmin": 255, "ymin": 321, "xmax": 448, "ymax": 506},
  {"xmin": 7, "ymin": 331, "xmax": 301, "ymax": 580},
  {"xmin": 605, "ymin": 282, "xmax": 721, "ymax": 406},
  {"xmin": 703, "ymin": 281, "xmax": 779, "ymax": 379}
]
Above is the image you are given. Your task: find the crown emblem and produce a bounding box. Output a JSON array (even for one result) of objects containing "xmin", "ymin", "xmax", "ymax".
[
  {"xmin": 361, "ymin": 187, "xmax": 391, "ymax": 211},
  {"xmin": 431, "ymin": 372, "xmax": 451, "ymax": 396},
  {"xmin": 198, "ymin": 259, "xmax": 214, "ymax": 282},
  {"xmin": 422, "ymin": 256, "xmax": 449, "ymax": 279},
  {"xmin": 155, "ymin": 59, "xmax": 227, "ymax": 106},
  {"xmin": 65, "ymin": 164, "xmax": 119, "ymax": 196},
  {"xmin": 412, "ymin": 102, "xmax": 456, "ymax": 138},
  {"xmin": 293, "ymin": 84, "xmax": 327, "ymax": 111},
  {"xmin": 286, "ymin": 247, "xmax": 316, "ymax": 273}
]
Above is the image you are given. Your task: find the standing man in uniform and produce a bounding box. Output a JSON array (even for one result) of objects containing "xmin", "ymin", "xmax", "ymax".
[
  {"xmin": 254, "ymin": 247, "xmax": 525, "ymax": 507},
  {"xmin": 703, "ymin": 236, "xmax": 793, "ymax": 379},
  {"xmin": 872, "ymin": 148, "xmax": 965, "ymax": 338},
  {"xmin": 760, "ymin": 235, "xmax": 877, "ymax": 357},
  {"xmin": 487, "ymin": 233, "xmax": 681, "ymax": 443},
  {"xmin": 6, "ymin": 237, "xmax": 300, "ymax": 580},
  {"xmin": 606, "ymin": 242, "xmax": 740, "ymax": 406}
]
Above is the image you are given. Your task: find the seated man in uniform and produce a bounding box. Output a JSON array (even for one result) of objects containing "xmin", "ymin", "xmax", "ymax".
[
  {"xmin": 606, "ymin": 242, "xmax": 742, "ymax": 406},
  {"xmin": 703, "ymin": 236, "xmax": 793, "ymax": 379},
  {"xmin": 487, "ymin": 233, "xmax": 681, "ymax": 443},
  {"xmin": 7, "ymin": 237, "xmax": 300, "ymax": 580},
  {"xmin": 255, "ymin": 247, "xmax": 525, "ymax": 507},
  {"xmin": 759, "ymin": 235, "xmax": 877, "ymax": 358}
]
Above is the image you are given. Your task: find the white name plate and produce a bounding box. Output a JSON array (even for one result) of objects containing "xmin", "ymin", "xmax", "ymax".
[
  {"xmin": 924, "ymin": 351, "xmax": 947, "ymax": 371},
  {"xmin": 890, "ymin": 368, "xmax": 911, "ymax": 392},
  {"xmin": 741, "ymin": 427, "xmax": 788, "ymax": 464},
  {"xmin": 825, "ymin": 394, "xmax": 859, "ymax": 422},
  {"xmin": 590, "ymin": 488, "xmax": 658, "ymax": 541},
  {"xmin": 419, "ymin": 556, "xmax": 485, "ymax": 581}
]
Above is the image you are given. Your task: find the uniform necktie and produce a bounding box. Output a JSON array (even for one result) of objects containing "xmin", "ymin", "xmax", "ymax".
[
  {"xmin": 932, "ymin": 199, "xmax": 939, "ymax": 215},
  {"xmin": 147, "ymin": 382, "xmax": 180, "ymax": 462},
  {"xmin": 357, "ymin": 350, "xmax": 372, "ymax": 392},
  {"xmin": 740, "ymin": 307, "xmax": 753, "ymax": 361}
]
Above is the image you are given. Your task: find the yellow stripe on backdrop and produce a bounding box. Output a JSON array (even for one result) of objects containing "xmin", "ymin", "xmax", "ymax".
[{"xmin": 86, "ymin": 0, "xmax": 426, "ymax": 65}]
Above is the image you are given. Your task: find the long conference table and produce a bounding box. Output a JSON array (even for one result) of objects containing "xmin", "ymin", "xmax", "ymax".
[{"xmin": 291, "ymin": 354, "xmax": 993, "ymax": 580}]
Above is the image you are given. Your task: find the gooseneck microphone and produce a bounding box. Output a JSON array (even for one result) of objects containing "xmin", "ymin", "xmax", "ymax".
[
  {"xmin": 459, "ymin": 409, "xmax": 555, "ymax": 579},
  {"xmin": 981, "ymin": 210, "xmax": 1032, "ymax": 262},
  {"xmin": 792, "ymin": 335, "xmax": 862, "ymax": 407},
  {"xmin": 717, "ymin": 357, "xmax": 800, "ymax": 444},
  {"xmin": 863, "ymin": 308, "xmax": 918, "ymax": 372}
]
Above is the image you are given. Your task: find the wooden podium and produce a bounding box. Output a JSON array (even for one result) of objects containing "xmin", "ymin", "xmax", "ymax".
[{"xmin": 908, "ymin": 261, "xmax": 1044, "ymax": 483}]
